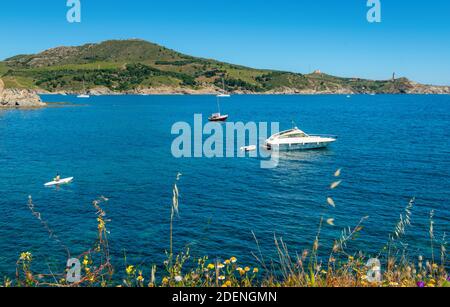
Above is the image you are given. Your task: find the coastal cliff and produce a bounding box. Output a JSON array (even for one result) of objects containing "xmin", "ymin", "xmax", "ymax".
[{"xmin": 0, "ymin": 78, "xmax": 46, "ymax": 108}]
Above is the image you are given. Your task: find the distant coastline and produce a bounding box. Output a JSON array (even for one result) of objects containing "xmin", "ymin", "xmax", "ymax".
[{"xmin": 1, "ymin": 39, "xmax": 449, "ymax": 100}]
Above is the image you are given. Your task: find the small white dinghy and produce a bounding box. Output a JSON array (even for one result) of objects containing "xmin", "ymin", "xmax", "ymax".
[
  {"xmin": 44, "ymin": 177, "xmax": 74, "ymax": 187},
  {"xmin": 240, "ymin": 145, "xmax": 257, "ymax": 152}
]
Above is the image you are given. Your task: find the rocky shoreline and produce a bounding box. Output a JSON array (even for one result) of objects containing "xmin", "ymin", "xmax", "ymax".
[
  {"xmin": 0, "ymin": 79, "xmax": 46, "ymax": 108},
  {"xmin": 40, "ymin": 85, "xmax": 450, "ymax": 96},
  {"xmin": 1, "ymin": 78, "xmax": 449, "ymax": 107}
]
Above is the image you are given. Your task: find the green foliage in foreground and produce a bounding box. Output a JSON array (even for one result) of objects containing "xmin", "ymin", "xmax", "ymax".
[
  {"xmin": 4, "ymin": 172, "xmax": 449, "ymax": 288},
  {"xmin": 0, "ymin": 39, "xmax": 420, "ymax": 93}
]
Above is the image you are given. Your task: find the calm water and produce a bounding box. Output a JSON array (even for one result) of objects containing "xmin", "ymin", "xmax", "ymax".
[{"xmin": 0, "ymin": 94, "xmax": 449, "ymax": 276}]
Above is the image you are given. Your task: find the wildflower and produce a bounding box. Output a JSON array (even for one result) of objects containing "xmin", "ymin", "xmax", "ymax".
[
  {"xmin": 85, "ymin": 267, "xmax": 90, "ymax": 273},
  {"xmin": 427, "ymin": 283, "xmax": 435, "ymax": 288},
  {"xmin": 429, "ymin": 278, "xmax": 436, "ymax": 285},
  {"xmin": 162, "ymin": 277, "xmax": 169, "ymax": 284},
  {"xmin": 320, "ymin": 270, "xmax": 327, "ymax": 275},
  {"xmin": 207, "ymin": 263, "xmax": 215, "ymax": 270},
  {"xmin": 253, "ymin": 268, "xmax": 259, "ymax": 273},
  {"xmin": 218, "ymin": 275, "xmax": 225, "ymax": 281},
  {"xmin": 432, "ymin": 263, "xmax": 438, "ymax": 270},
  {"xmin": 225, "ymin": 280, "xmax": 232, "ymax": 287},
  {"xmin": 417, "ymin": 281, "xmax": 425, "ymax": 288},
  {"xmin": 217, "ymin": 263, "xmax": 225, "ymax": 269},
  {"xmin": 97, "ymin": 217, "xmax": 105, "ymax": 231},
  {"xmin": 244, "ymin": 267, "xmax": 250, "ymax": 272},
  {"xmin": 137, "ymin": 272, "xmax": 144, "ymax": 283},
  {"xmin": 230, "ymin": 257, "xmax": 237, "ymax": 263},
  {"xmin": 224, "ymin": 259, "xmax": 231, "ymax": 265},
  {"xmin": 236, "ymin": 267, "xmax": 245, "ymax": 276},
  {"xmin": 82, "ymin": 258, "xmax": 89, "ymax": 266},
  {"xmin": 348, "ymin": 256, "xmax": 354, "ymax": 261},
  {"xmin": 174, "ymin": 276, "xmax": 183, "ymax": 282},
  {"xmin": 389, "ymin": 282, "xmax": 399, "ymax": 287},
  {"xmin": 20, "ymin": 252, "xmax": 32, "ymax": 262},
  {"xmin": 126, "ymin": 265, "xmax": 135, "ymax": 275}
]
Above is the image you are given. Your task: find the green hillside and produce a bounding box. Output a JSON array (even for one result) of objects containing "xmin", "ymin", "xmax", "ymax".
[{"xmin": 0, "ymin": 39, "xmax": 436, "ymax": 94}]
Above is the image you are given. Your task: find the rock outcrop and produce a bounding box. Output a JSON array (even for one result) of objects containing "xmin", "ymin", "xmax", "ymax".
[{"xmin": 0, "ymin": 79, "xmax": 46, "ymax": 108}]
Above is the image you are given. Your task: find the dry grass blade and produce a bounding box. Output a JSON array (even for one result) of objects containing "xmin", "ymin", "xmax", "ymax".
[
  {"xmin": 330, "ymin": 180, "xmax": 342, "ymax": 189},
  {"xmin": 327, "ymin": 197, "xmax": 336, "ymax": 207},
  {"xmin": 334, "ymin": 169, "xmax": 342, "ymax": 177}
]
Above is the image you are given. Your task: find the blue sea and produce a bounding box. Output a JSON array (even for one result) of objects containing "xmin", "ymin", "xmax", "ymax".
[{"xmin": 0, "ymin": 94, "xmax": 449, "ymax": 277}]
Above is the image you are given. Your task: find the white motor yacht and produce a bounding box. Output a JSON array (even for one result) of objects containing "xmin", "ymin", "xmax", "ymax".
[{"xmin": 265, "ymin": 127, "xmax": 337, "ymax": 151}]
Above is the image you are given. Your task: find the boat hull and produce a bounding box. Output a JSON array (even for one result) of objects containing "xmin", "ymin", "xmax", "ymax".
[
  {"xmin": 44, "ymin": 177, "xmax": 74, "ymax": 187},
  {"xmin": 266, "ymin": 141, "xmax": 335, "ymax": 151},
  {"xmin": 208, "ymin": 115, "xmax": 229, "ymax": 122}
]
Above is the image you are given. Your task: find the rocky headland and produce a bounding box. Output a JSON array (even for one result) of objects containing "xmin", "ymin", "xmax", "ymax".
[{"xmin": 0, "ymin": 79, "xmax": 46, "ymax": 108}]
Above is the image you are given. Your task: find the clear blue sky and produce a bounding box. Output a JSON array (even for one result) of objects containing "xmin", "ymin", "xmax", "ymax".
[{"xmin": 1, "ymin": 0, "xmax": 449, "ymax": 85}]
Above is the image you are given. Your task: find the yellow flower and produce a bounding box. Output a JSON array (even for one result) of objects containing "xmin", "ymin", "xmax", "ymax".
[
  {"xmin": 432, "ymin": 264, "xmax": 438, "ymax": 270},
  {"xmin": 217, "ymin": 263, "xmax": 225, "ymax": 269},
  {"xmin": 207, "ymin": 263, "xmax": 215, "ymax": 270},
  {"xmin": 236, "ymin": 267, "xmax": 245, "ymax": 276},
  {"xmin": 126, "ymin": 265, "xmax": 135, "ymax": 275},
  {"xmin": 83, "ymin": 259, "xmax": 89, "ymax": 266},
  {"xmin": 224, "ymin": 259, "xmax": 231, "ymax": 265},
  {"xmin": 388, "ymin": 282, "xmax": 399, "ymax": 287},
  {"xmin": 97, "ymin": 218, "xmax": 105, "ymax": 230},
  {"xmin": 218, "ymin": 275, "xmax": 225, "ymax": 281},
  {"xmin": 348, "ymin": 256, "xmax": 354, "ymax": 261},
  {"xmin": 137, "ymin": 275, "xmax": 144, "ymax": 283},
  {"xmin": 162, "ymin": 277, "xmax": 169, "ymax": 284},
  {"xmin": 230, "ymin": 257, "xmax": 237, "ymax": 263},
  {"xmin": 20, "ymin": 252, "xmax": 32, "ymax": 262},
  {"xmin": 427, "ymin": 283, "xmax": 435, "ymax": 287},
  {"xmin": 429, "ymin": 278, "xmax": 436, "ymax": 284},
  {"xmin": 244, "ymin": 267, "xmax": 251, "ymax": 272},
  {"xmin": 253, "ymin": 268, "xmax": 259, "ymax": 273},
  {"xmin": 320, "ymin": 270, "xmax": 327, "ymax": 275},
  {"xmin": 85, "ymin": 267, "xmax": 90, "ymax": 272},
  {"xmin": 225, "ymin": 280, "xmax": 232, "ymax": 287}
]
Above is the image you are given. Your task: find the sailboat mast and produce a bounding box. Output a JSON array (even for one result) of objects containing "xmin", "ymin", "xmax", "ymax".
[{"xmin": 216, "ymin": 96, "xmax": 221, "ymax": 114}]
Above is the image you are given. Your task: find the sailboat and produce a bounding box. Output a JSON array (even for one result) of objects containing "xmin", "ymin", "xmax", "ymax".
[
  {"xmin": 216, "ymin": 78, "xmax": 231, "ymax": 98},
  {"xmin": 77, "ymin": 80, "xmax": 90, "ymax": 98},
  {"xmin": 208, "ymin": 96, "xmax": 229, "ymax": 122}
]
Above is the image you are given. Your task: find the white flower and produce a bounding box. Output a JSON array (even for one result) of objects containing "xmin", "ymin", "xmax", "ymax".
[{"xmin": 174, "ymin": 275, "xmax": 183, "ymax": 282}]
